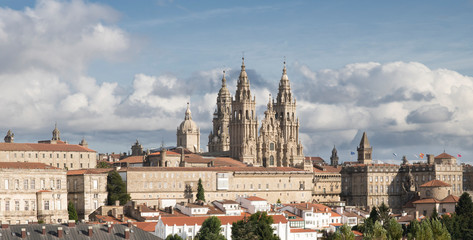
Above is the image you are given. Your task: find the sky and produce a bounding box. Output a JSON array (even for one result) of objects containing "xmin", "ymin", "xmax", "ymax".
[{"xmin": 1, "ymin": 0, "xmax": 473, "ymax": 164}]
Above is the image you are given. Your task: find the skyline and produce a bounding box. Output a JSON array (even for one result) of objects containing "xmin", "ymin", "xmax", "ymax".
[{"xmin": 1, "ymin": 0, "xmax": 473, "ymax": 164}]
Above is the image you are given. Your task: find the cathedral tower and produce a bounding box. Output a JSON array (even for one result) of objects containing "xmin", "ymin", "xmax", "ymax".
[
  {"xmin": 357, "ymin": 132, "xmax": 372, "ymax": 164},
  {"xmin": 177, "ymin": 103, "xmax": 200, "ymax": 153},
  {"xmin": 272, "ymin": 62, "xmax": 304, "ymax": 167},
  {"xmin": 257, "ymin": 95, "xmax": 280, "ymax": 167},
  {"xmin": 4, "ymin": 130, "xmax": 14, "ymax": 143},
  {"xmin": 52, "ymin": 123, "xmax": 61, "ymax": 141},
  {"xmin": 230, "ymin": 58, "xmax": 259, "ymax": 165},
  {"xmin": 208, "ymin": 71, "xmax": 232, "ymax": 152},
  {"xmin": 330, "ymin": 146, "xmax": 339, "ymax": 166}
]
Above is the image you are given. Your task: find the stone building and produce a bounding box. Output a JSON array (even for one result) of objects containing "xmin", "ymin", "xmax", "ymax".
[
  {"xmin": 176, "ymin": 103, "xmax": 200, "ymax": 153},
  {"xmin": 341, "ymin": 132, "xmax": 463, "ymax": 213},
  {"xmin": 0, "ymin": 127, "xmax": 97, "ymax": 170},
  {"xmin": 119, "ymin": 165, "xmax": 313, "ymax": 207},
  {"xmin": 313, "ymin": 165, "xmax": 342, "ymax": 204},
  {"xmin": 211, "ymin": 59, "xmax": 305, "ymax": 168},
  {"xmin": 67, "ymin": 168, "xmax": 110, "ymax": 221},
  {"xmin": 0, "ymin": 162, "xmax": 68, "ymax": 224}
]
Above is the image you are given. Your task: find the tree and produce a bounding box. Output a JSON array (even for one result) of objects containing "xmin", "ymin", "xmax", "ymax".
[
  {"xmin": 455, "ymin": 192, "xmax": 473, "ymax": 217},
  {"xmin": 196, "ymin": 178, "xmax": 205, "ymax": 202},
  {"xmin": 195, "ymin": 216, "xmax": 225, "ymax": 240},
  {"xmin": 431, "ymin": 207, "xmax": 439, "ymax": 220},
  {"xmin": 337, "ymin": 224, "xmax": 355, "ymax": 240},
  {"xmin": 363, "ymin": 221, "xmax": 387, "ymax": 240},
  {"xmin": 68, "ymin": 201, "xmax": 78, "ymax": 222},
  {"xmin": 369, "ymin": 206, "xmax": 379, "ymax": 223},
  {"xmin": 107, "ymin": 170, "xmax": 130, "ymax": 205},
  {"xmin": 430, "ymin": 218, "xmax": 451, "ymax": 240},
  {"xmin": 166, "ymin": 234, "xmax": 184, "ymax": 240},
  {"xmin": 232, "ymin": 212, "xmax": 280, "ymax": 240},
  {"xmin": 96, "ymin": 161, "xmax": 111, "ymax": 168},
  {"xmin": 385, "ymin": 218, "xmax": 402, "ymax": 240},
  {"xmin": 377, "ymin": 202, "xmax": 391, "ymax": 228}
]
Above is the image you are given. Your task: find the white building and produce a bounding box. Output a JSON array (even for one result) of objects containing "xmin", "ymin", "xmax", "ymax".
[{"xmin": 237, "ymin": 196, "xmax": 271, "ymax": 214}]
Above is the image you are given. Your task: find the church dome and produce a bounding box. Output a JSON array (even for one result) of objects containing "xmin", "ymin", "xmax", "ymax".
[{"xmin": 178, "ymin": 103, "xmax": 199, "ymax": 133}]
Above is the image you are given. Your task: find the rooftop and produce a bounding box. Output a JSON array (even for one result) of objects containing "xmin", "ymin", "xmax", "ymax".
[
  {"xmin": 420, "ymin": 179, "xmax": 451, "ymax": 187},
  {"xmin": 0, "ymin": 142, "xmax": 95, "ymax": 152},
  {"xmin": 0, "ymin": 162, "xmax": 61, "ymax": 170}
]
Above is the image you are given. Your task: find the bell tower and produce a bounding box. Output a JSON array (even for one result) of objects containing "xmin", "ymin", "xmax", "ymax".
[{"xmin": 208, "ymin": 71, "xmax": 232, "ymax": 152}]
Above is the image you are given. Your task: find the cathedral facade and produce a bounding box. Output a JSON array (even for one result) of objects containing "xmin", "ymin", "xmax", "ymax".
[{"xmin": 208, "ymin": 59, "xmax": 305, "ymax": 168}]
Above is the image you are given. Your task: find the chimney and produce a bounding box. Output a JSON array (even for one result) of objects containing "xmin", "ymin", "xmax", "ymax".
[
  {"xmin": 107, "ymin": 224, "xmax": 112, "ymax": 233},
  {"xmin": 21, "ymin": 228, "xmax": 26, "ymax": 238},
  {"xmin": 88, "ymin": 226, "xmax": 93, "ymax": 237},
  {"xmin": 415, "ymin": 211, "xmax": 419, "ymax": 220},
  {"xmin": 68, "ymin": 220, "xmax": 75, "ymax": 227},
  {"xmin": 127, "ymin": 220, "xmax": 132, "ymax": 228},
  {"xmin": 57, "ymin": 227, "xmax": 63, "ymax": 238},
  {"xmin": 115, "ymin": 200, "xmax": 120, "ymax": 206},
  {"xmin": 41, "ymin": 226, "xmax": 46, "ymax": 235},
  {"xmin": 125, "ymin": 228, "xmax": 130, "ymax": 239}
]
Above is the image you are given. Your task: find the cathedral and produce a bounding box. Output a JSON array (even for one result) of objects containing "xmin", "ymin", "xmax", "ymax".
[{"xmin": 208, "ymin": 58, "xmax": 305, "ymax": 168}]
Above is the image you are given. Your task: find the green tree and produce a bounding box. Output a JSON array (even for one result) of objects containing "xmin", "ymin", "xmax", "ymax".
[
  {"xmin": 364, "ymin": 221, "xmax": 387, "ymax": 240},
  {"xmin": 231, "ymin": 212, "xmax": 279, "ymax": 240},
  {"xmin": 369, "ymin": 206, "xmax": 379, "ymax": 223},
  {"xmin": 166, "ymin": 234, "xmax": 184, "ymax": 240},
  {"xmin": 107, "ymin": 170, "xmax": 130, "ymax": 205},
  {"xmin": 378, "ymin": 202, "xmax": 391, "ymax": 228},
  {"xmin": 195, "ymin": 216, "xmax": 225, "ymax": 240},
  {"xmin": 431, "ymin": 207, "xmax": 439, "ymax": 220},
  {"xmin": 430, "ymin": 218, "xmax": 451, "ymax": 240},
  {"xmin": 455, "ymin": 192, "xmax": 473, "ymax": 217},
  {"xmin": 386, "ymin": 218, "xmax": 402, "ymax": 240},
  {"xmin": 96, "ymin": 161, "xmax": 111, "ymax": 168},
  {"xmin": 68, "ymin": 201, "xmax": 78, "ymax": 222},
  {"xmin": 334, "ymin": 224, "xmax": 355, "ymax": 240},
  {"xmin": 196, "ymin": 178, "xmax": 205, "ymax": 202}
]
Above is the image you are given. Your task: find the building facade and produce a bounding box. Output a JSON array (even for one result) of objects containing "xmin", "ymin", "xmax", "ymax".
[
  {"xmin": 0, "ymin": 162, "xmax": 68, "ymax": 224},
  {"xmin": 341, "ymin": 132, "xmax": 463, "ymax": 212},
  {"xmin": 0, "ymin": 127, "xmax": 97, "ymax": 170},
  {"xmin": 67, "ymin": 169, "xmax": 110, "ymax": 221}
]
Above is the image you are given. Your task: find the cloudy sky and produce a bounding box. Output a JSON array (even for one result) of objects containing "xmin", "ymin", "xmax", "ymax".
[{"xmin": 1, "ymin": 0, "xmax": 473, "ymax": 164}]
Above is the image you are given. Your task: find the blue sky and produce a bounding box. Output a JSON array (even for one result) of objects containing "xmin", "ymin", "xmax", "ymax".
[{"xmin": 1, "ymin": 0, "xmax": 473, "ymax": 164}]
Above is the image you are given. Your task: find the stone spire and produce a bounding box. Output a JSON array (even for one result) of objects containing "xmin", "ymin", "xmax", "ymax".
[
  {"xmin": 185, "ymin": 102, "xmax": 192, "ymax": 120},
  {"xmin": 208, "ymin": 70, "xmax": 232, "ymax": 152},
  {"xmin": 235, "ymin": 57, "xmax": 251, "ymax": 101},
  {"xmin": 276, "ymin": 61, "xmax": 292, "ymax": 104},
  {"xmin": 79, "ymin": 137, "xmax": 88, "ymax": 148},
  {"xmin": 52, "ymin": 123, "xmax": 61, "ymax": 141},
  {"xmin": 357, "ymin": 132, "xmax": 373, "ymax": 164},
  {"xmin": 330, "ymin": 145, "xmax": 339, "ymax": 166},
  {"xmin": 4, "ymin": 130, "xmax": 14, "ymax": 143}
]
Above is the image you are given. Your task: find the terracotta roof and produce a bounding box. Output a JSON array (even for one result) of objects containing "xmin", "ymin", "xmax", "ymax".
[
  {"xmin": 290, "ymin": 228, "xmax": 317, "ymax": 233},
  {"xmin": 435, "ymin": 153, "xmax": 455, "ymax": 159},
  {"xmin": 413, "ymin": 198, "xmax": 440, "ymax": 204},
  {"xmin": 441, "ymin": 195, "xmax": 459, "ymax": 203},
  {"xmin": 330, "ymin": 223, "xmax": 343, "ymax": 226},
  {"xmin": 134, "ymin": 222, "xmax": 157, "ymax": 232},
  {"xmin": 149, "ymin": 151, "xmax": 180, "ymax": 156},
  {"xmin": 122, "ymin": 166, "xmax": 308, "ymax": 173},
  {"xmin": 287, "ymin": 203, "xmax": 332, "ymax": 213},
  {"xmin": 215, "ymin": 199, "xmax": 239, "ymax": 205},
  {"xmin": 116, "ymin": 156, "xmax": 144, "ymax": 164},
  {"xmin": 0, "ymin": 162, "xmax": 61, "ymax": 170},
  {"xmin": 330, "ymin": 211, "xmax": 341, "ymax": 217},
  {"xmin": 0, "ymin": 142, "xmax": 95, "ymax": 152},
  {"xmin": 67, "ymin": 168, "xmax": 112, "ymax": 175},
  {"xmin": 313, "ymin": 165, "xmax": 342, "ymax": 173},
  {"xmin": 306, "ymin": 156, "xmax": 325, "ymax": 164},
  {"xmin": 420, "ymin": 179, "xmax": 451, "ymax": 187},
  {"xmin": 352, "ymin": 230, "xmax": 363, "ymax": 236},
  {"xmin": 245, "ymin": 196, "xmax": 267, "ymax": 201},
  {"xmin": 161, "ymin": 215, "xmax": 245, "ymax": 226},
  {"xmin": 343, "ymin": 211, "xmax": 360, "ymax": 218}
]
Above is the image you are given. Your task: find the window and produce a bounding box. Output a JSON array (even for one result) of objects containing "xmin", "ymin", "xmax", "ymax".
[
  {"xmin": 56, "ymin": 180, "xmax": 61, "ymax": 189},
  {"xmin": 31, "ymin": 179, "xmax": 35, "ymax": 189},
  {"xmin": 44, "ymin": 200, "xmax": 50, "ymax": 210},
  {"xmin": 50, "ymin": 179, "xmax": 54, "ymax": 189},
  {"xmin": 70, "ymin": 163, "xmax": 73, "ymax": 168},
  {"xmin": 93, "ymin": 180, "xmax": 98, "ymax": 190},
  {"xmin": 5, "ymin": 200, "xmax": 10, "ymax": 211},
  {"xmin": 25, "ymin": 201, "xmax": 29, "ymax": 211},
  {"xmin": 270, "ymin": 143, "xmax": 275, "ymax": 151},
  {"xmin": 15, "ymin": 201, "xmax": 19, "ymax": 211},
  {"xmin": 24, "ymin": 180, "xmax": 28, "ymax": 190},
  {"xmin": 14, "ymin": 179, "xmax": 19, "ymax": 189},
  {"xmin": 270, "ymin": 155, "xmax": 274, "ymax": 165},
  {"xmin": 4, "ymin": 179, "xmax": 9, "ymax": 190},
  {"xmin": 31, "ymin": 201, "xmax": 35, "ymax": 211}
]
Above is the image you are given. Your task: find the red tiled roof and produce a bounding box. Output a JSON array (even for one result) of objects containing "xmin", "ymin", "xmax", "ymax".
[
  {"xmin": 313, "ymin": 165, "xmax": 342, "ymax": 173},
  {"xmin": 352, "ymin": 230, "xmax": 363, "ymax": 236},
  {"xmin": 161, "ymin": 214, "xmax": 286, "ymax": 226},
  {"xmin": 306, "ymin": 156, "xmax": 325, "ymax": 164},
  {"xmin": 246, "ymin": 196, "xmax": 267, "ymax": 201},
  {"xmin": 330, "ymin": 211, "xmax": 341, "ymax": 217},
  {"xmin": 116, "ymin": 156, "xmax": 144, "ymax": 164},
  {"xmin": 149, "ymin": 151, "xmax": 180, "ymax": 156},
  {"xmin": 290, "ymin": 228, "xmax": 317, "ymax": 233},
  {"xmin": 133, "ymin": 222, "xmax": 157, "ymax": 232},
  {"xmin": 0, "ymin": 162, "xmax": 61, "ymax": 170},
  {"xmin": 0, "ymin": 142, "xmax": 95, "ymax": 152},
  {"xmin": 435, "ymin": 153, "xmax": 455, "ymax": 159},
  {"xmin": 420, "ymin": 180, "xmax": 451, "ymax": 187},
  {"xmin": 412, "ymin": 198, "xmax": 440, "ymax": 204},
  {"xmin": 122, "ymin": 166, "xmax": 308, "ymax": 173},
  {"xmin": 67, "ymin": 168, "xmax": 112, "ymax": 175},
  {"xmin": 330, "ymin": 223, "xmax": 343, "ymax": 226},
  {"xmin": 441, "ymin": 195, "xmax": 459, "ymax": 203}
]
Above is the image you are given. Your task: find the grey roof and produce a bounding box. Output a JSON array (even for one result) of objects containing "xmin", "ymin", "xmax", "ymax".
[{"xmin": 0, "ymin": 223, "xmax": 161, "ymax": 240}]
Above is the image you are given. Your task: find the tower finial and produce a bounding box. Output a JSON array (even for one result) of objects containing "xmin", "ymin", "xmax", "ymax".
[
  {"xmin": 222, "ymin": 70, "xmax": 226, "ymax": 87},
  {"xmin": 185, "ymin": 102, "xmax": 192, "ymax": 120}
]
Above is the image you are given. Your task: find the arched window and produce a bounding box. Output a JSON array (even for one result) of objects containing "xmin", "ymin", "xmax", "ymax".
[{"xmin": 270, "ymin": 156, "xmax": 274, "ymax": 166}]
